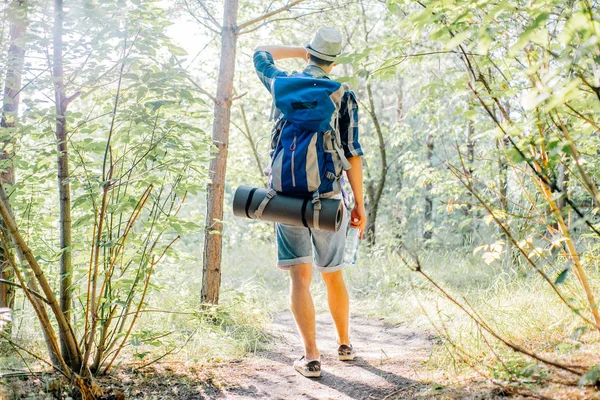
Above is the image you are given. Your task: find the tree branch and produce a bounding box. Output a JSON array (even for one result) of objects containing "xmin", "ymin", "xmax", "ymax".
[
  {"xmin": 398, "ymin": 248, "xmax": 583, "ymax": 376},
  {"xmin": 237, "ymin": 0, "xmax": 309, "ymax": 32},
  {"xmin": 174, "ymin": 56, "xmax": 216, "ymax": 103},
  {"xmin": 195, "ymin": 0, "xmax": 221, "ymax": 29},
  {"xmin": 239, "ymin": 7, "xmax": 336, "ymax": 35},
  {"xmin": 183, "ymin": 0, "xmax": 221, "ymax": 34},
  {"xmin": 0, "ymin": 279, "xmax": 49, "ymax": 304}
]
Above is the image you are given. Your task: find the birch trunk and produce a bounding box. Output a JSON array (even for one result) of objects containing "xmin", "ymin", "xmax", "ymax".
[{"xmin": 201, "ymin": 0, "xmax": 238, "ymax": 304}]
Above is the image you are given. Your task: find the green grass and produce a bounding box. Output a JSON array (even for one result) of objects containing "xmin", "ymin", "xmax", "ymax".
[{"xmin": 339, "ymin": 246, "xmax": 600, "ymax": 384}]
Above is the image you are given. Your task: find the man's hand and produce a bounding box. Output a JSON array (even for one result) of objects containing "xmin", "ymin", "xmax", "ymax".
[
  {"xmin": 346, "ymin": 156, "xmax": 367, "ymax": 239},
  {"xmin": 350, "ymin": 202, "xmax": 367, "ymax": 239}
]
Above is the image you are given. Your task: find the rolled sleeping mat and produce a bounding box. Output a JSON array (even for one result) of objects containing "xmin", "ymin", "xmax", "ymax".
[{"xmin": 233, "ymin": 185, "xmax": 343, "ymax": 232}]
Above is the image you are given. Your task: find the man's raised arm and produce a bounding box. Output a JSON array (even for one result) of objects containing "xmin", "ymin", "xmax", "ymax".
[{"xmin": 254, "ymin": 45, "xmax": 308, "ymax": 61}]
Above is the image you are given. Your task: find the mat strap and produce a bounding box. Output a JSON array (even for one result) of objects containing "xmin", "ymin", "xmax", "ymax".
[
  {"xmin": 312, "ymin": 192, "xmax": 321, "ymax": 230},
  {"xmin": 254, "ymin": 189, "xmax": 277, "ymax": 219}
]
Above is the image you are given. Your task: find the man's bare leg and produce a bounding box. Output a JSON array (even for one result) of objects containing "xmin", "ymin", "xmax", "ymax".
[
  {"xmin": 321, "ymin": 270, "xmax": 350, "ymax": 345},
  {"xmin": 290, "ymin": 263, "xmax": 319, "ymax": 360}
]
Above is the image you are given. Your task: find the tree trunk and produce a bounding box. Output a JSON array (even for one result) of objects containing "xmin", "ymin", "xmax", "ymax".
[
  {"xmin": 393, "ymin": 78, "xmax": 404, "ymax": 241},
  {"xmin": 53, "ymin": 0, "xmax": 78, "ymax": 370},
  {"xmin": 396, "ymin": 77, "xmax": 404, "ymax": 124},
  {"xmin": 393, "ymin": 166, "xmax": 403, "ymax": 242},
  {"xmin": 239, "ymin": 103, "xmax": 267, "ymax": 187},
  {"xmin": 462, "ymin": 118, "xmax": 475, "ymax": 245},
  {"xmin": 0, "ymin": 0, "xmax": 27, "ymax": 309},
  {"xmin": 364, "ymin": 81, "xmax": 387, "ymax": 246},
  {"xmin": 423, "ymin": 134, "xmax": 434, "ymax": 240},
  {"xmin": 201, "ymin": 0, "xmax": 238, "ymax": 304},
  {"xmin": 496, "ymin": 138, "xmax": 508, "ymax": 213}
]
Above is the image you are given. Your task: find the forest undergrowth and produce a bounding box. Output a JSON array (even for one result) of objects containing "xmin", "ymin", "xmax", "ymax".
[{"xmin": 3, "ymin": 241, "xmax": 600, "ymax": 398}]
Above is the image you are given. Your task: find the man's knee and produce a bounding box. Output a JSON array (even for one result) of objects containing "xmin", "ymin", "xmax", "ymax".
[
  {"xmin": 290, "ymin": 263, "xmax": 313, "ymax": 288},
  {"xmin": 321, "ymin": 270, "xmax": 344, "ymax": 286}
]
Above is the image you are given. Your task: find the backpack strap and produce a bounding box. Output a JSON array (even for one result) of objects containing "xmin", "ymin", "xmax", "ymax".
[
  {"xmin": 331, "ymin": 86, "xmax": 351, "ymax": 172},
  {"xmin": 254, "ymin": 189, "xmax": 276, "ymax": 219},
  {"xmin": 332, "ymin": 118, "xmax": 351, "ymax": 171}
]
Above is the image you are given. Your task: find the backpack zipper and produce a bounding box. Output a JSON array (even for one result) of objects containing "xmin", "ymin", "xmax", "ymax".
[{"xmin": 290, "ymin": 136, "xmax": 297, "ymax": 187}]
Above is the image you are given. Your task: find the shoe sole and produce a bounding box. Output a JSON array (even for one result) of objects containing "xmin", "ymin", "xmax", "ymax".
[
  {"xmin": 294, "ymin": 365, "xmax": 321, "ymax": 377},
  {"xmin": 338, "ymin": 354, "xmax": 356, "ymax": 361}
]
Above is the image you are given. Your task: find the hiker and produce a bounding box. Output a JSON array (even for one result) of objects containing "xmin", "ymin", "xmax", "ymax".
[{"xmin": 253, "ymin": 27, "xmax": 366, "ymax": 378}]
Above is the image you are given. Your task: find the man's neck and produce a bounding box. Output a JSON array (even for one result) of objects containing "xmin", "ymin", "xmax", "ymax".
[{"xmin": 307, "ymin": 62, "xmax": 333, "ymax": 75}]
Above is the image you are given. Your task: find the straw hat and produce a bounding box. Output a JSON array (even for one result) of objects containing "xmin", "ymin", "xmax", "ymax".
[{"xmin": 304, "ymin": 27, "xmax": 342, "ymax": 62}]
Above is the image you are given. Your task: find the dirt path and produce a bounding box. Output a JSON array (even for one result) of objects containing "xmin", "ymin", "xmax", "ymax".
[{"xmin": 208, "ymin": 312, "xmax": 502, "ymax": 400}]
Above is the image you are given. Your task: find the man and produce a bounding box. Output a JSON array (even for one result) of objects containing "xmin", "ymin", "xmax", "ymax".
[{"xmin": 253, "ymin": 27, "xmax": 366, "ymax": 378}]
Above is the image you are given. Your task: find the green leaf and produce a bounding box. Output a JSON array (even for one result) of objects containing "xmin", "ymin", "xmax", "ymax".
[
  {"xmin": 443, "ymin": 31, "xmax": 470, "ymax": 51},
  {"xmin": 476, "ymin": 26, "xmax": 494, "ymax": 55},
  {"xmin": 509, "ymin": 12, "xmax": 550, "ymax": 55},
  {"xmin": 555, "ymin": 268, "xmax": 569, "ymax": 285},
  {"xmin": 130, "ymin": 336, "xmax": 142, "ymax": 346},
  {"xmin": 134, "ymin": 351, "xmax": 150, "ymax": 360},
  {"xmin": 579, "ymin": 365, "xmax": 600, "ymax": 387},
  {"xmin": 168, "ymin": 44, "xmax": 188, "ymax": 57},
  {"xmin": 136, "ymin": 86, "xmax": 148, "ymax": 101},
  {"xmin": 559, "ymin": 13, "xmax": 591, "ymax": 45},
  {"xmin": 507, "ymin": 147, "xmax": 525, "ymax": 163}
]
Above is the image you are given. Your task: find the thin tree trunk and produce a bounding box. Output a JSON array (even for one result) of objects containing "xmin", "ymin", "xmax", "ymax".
[
  {"xmin": 0, "ymin": 0, "xmax": 27, "ymax": 309},
  {"xmin": 463, "ymin": 118, "xmax": 475, "ymax": 245},
  {"xmin": 358, "ymin": 3, "xmax": 387, "ymax": 246},
  {"xmin": 423, "ymin": 134, "xmax": 434, "ymax": 241},
  {"xmin": 364, "ymin": 81, "xmax": 387, "ymax": 246},
  {"xmin": 239, "ymin": 103, "xmax": 267, "ymax": 187},
  {"xmin": 497, "ymin": 142, "xmax": 508, "ymax": 211},
  {"xmin": 393, "ymin": 166, "xmax": 403, "ymax": 241},
  {"xmin": 393, "ymin": 78, "xmax": 404, "ymax": 241},
  {"xmin": 538, "ymin": 177, "xmax": 600, "ymax": 331},
  {"xmin": 396, "ymin": 77, "xmax": 404, "ymax": 124},
  {"xmin": 201, "ymin": 0, "xmax": 238, "ymax": 304},
  {"xmin": 557, "ymin": 163, "xmax": 568, "ymax": 211},
  {"xmin": 53, "ymin": 0, "xmax": 77, "ymax": 370},
  {"xmin": 496, "ymin": 102, "xmax": 510, "ymax": 249}
]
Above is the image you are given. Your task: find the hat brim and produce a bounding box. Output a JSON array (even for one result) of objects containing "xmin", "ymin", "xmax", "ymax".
[{"xmin": 304, "ymin": 42, "xmax": 339, "ymax": 62}]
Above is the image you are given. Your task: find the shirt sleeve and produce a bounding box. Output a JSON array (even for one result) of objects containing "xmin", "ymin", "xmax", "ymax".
[
  {"xmin": 253, "ymin": 50, "xmax": 288, "ymax": 94},
  {"xmin": 339, "ymin": 90, "xmax": 363, "ymax": 158}
]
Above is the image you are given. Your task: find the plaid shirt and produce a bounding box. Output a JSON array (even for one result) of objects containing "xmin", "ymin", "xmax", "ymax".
[{"xmin": 253, "ymin": 50, "xmax": 363, "ymax": 159}]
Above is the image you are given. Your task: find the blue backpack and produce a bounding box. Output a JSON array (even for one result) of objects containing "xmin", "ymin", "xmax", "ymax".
[
  {"xmin": 254, "ymin": 72, "xmax": 351, "ymax": 229},
  {"xmin": 270, "ymin": 72, "xmax": 350, "ymax": 192}
]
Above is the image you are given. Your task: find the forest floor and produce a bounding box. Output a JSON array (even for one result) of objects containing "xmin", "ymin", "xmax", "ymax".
[
  {"xmin": 72, "ymin": 312, "xmax": 507, "ymax": 400},
  {"xmin": 3, "ymin": 312, "xmax": 599, "ymax": 399}
]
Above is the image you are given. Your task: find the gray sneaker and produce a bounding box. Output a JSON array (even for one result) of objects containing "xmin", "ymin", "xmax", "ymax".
[
  {"xmin": 294, "ymin": 356, "xmax": 321, "ymax": 377},
  {"xmin": 338, "ymin": 344, "xmax": 356, "ymax": 361}
]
